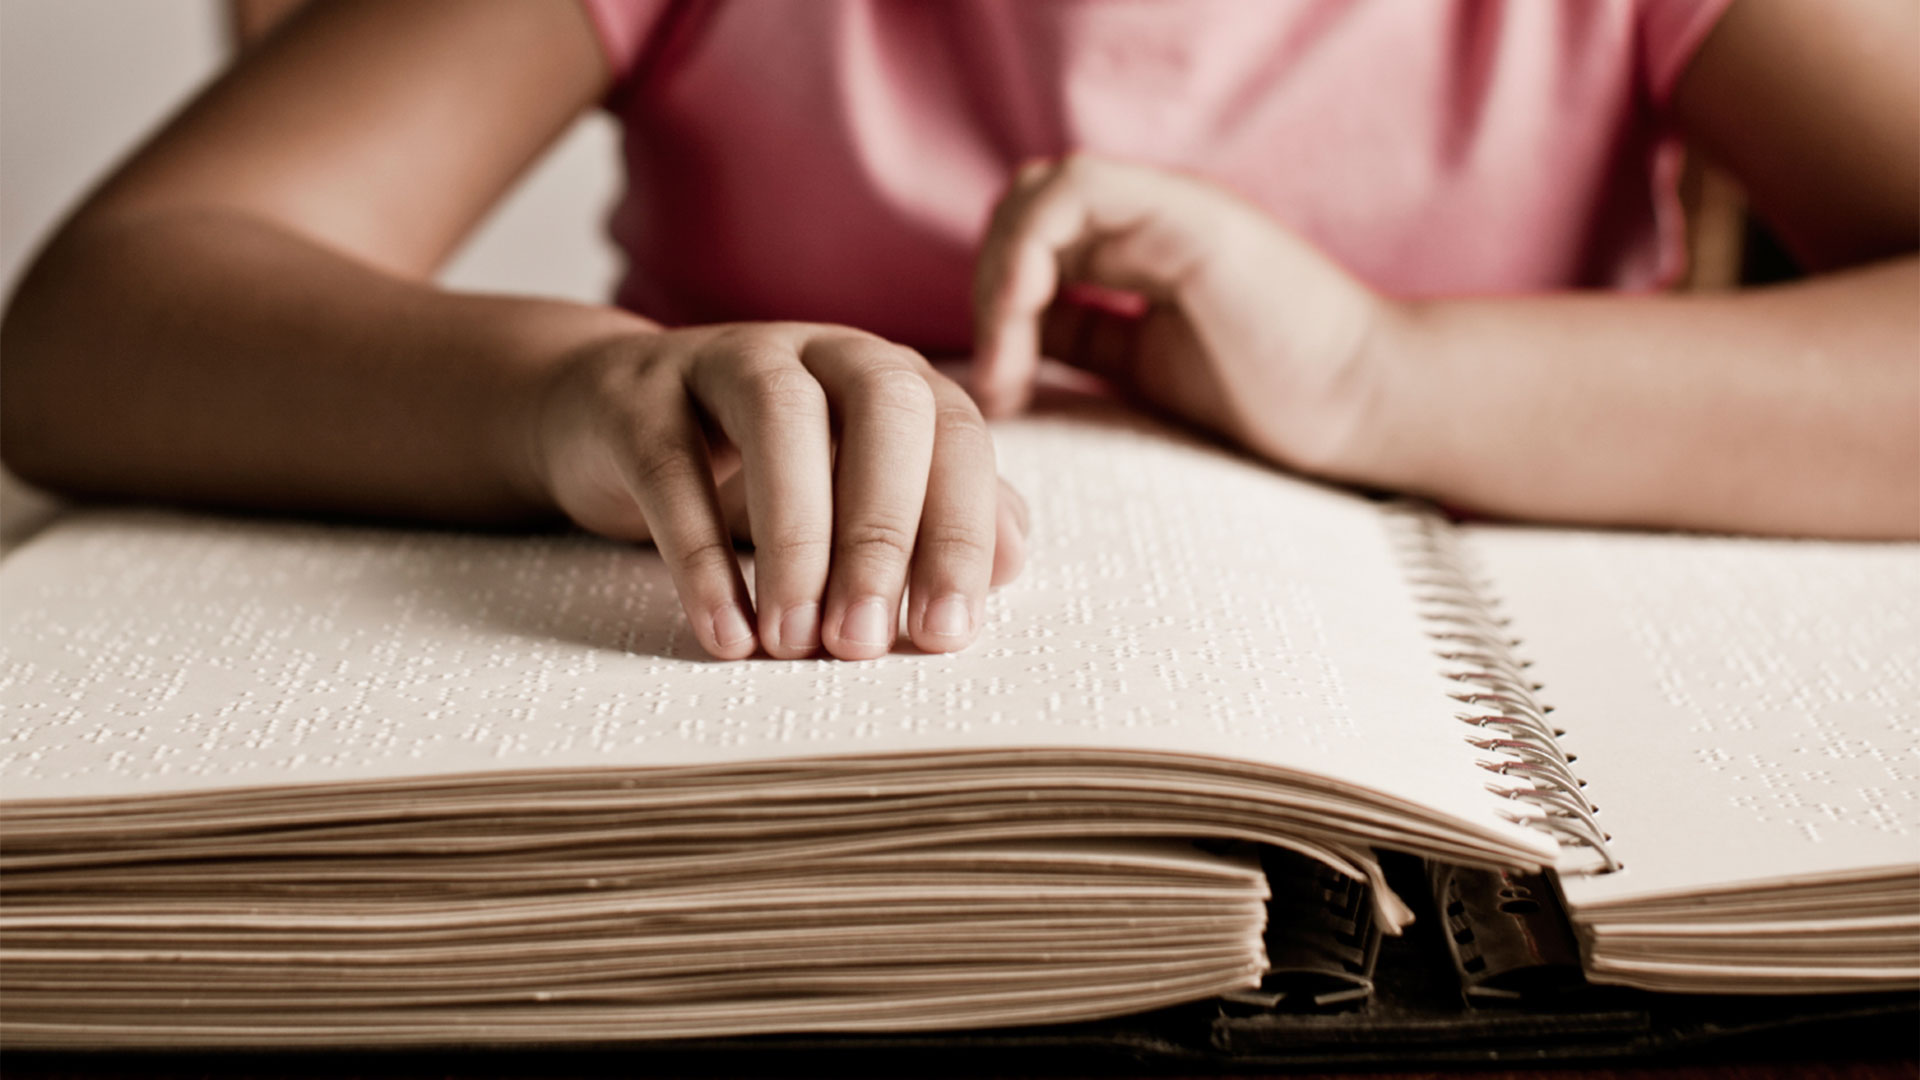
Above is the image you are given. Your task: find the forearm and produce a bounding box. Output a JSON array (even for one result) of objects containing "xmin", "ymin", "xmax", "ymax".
[
  {"xmin": 1, "ymin": 207, "xmax": 655, "ymax": 522},
  {"xmin": 1355, "ymin": 256, "xmax": 1920, "ymax": 539}
]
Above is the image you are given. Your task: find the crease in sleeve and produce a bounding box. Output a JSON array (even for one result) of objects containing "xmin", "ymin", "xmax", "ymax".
[{"xmin": 1638, "ymin": 0, "xmax": 1738, "ymax": 109}]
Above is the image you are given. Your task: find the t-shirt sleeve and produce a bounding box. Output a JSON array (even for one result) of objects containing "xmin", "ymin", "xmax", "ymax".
[
  {"xmin": 1637, "ymin": 0, "xmax": 1738, "ymax": 108},
  {"xmin": 578, "ymin": 0, "xmax": 678, "ymax": 91}
]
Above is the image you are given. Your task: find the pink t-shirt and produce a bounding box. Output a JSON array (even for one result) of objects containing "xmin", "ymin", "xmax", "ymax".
[{"xmin": 582, "ymin": 0, "xmax": 1732, "ymax": 354}]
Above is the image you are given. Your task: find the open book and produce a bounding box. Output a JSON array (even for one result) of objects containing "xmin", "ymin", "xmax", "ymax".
[{"xmin": 2, "ymin": 400, "xmax": 1914, "ymax": 1048}]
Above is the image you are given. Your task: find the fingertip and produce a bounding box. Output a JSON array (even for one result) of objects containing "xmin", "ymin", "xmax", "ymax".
[
  {"xmin": 759, "ymin": 601, "xmax": 821, "ymax": 660},
  {"xmin": 970, "ymin": 341, "xmax": 1037, "ymax": 419},
  {"xmin": 824, "ymin": 595, "xmax": 898, "ymax": 661},
  {"xmin": 910, "ymin": 592, "xmax": 980, "ymax": 654},
  {"xmin": 704, "ymin": 602, "xmax": 760, "ymax": 660}
]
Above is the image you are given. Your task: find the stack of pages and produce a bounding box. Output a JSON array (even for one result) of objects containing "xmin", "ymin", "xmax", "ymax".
[
  {"xmin": 2, "ymin": 824, "xmax": 1269, "ymax": 1044},
  {"xmin": 1, "ymin": 400, "xmax": 1914, "ymax": 1046}
]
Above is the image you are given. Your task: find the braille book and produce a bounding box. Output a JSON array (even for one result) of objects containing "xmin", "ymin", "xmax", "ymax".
[{"xmin": 1, "ymin": 398, "xmax": 1914, "ymax": 1047}]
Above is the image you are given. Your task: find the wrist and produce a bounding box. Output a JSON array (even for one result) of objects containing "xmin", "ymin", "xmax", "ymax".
[
  {"xmin": 1218, "ymin": 224, "xmax": 1416, "ymax": 489},
  {"xmin": 1325, "ymin": 295, "xmax": 1439, "ymax": 495},
  {"xmin": 494, "ymin": 305, "xmax": 662, "ymax": 518}
]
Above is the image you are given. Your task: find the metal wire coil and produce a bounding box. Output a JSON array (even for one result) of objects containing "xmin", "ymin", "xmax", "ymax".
[{"xmin": 1383, "ymin": 505, "xmax": 1622, "ymax": 873}]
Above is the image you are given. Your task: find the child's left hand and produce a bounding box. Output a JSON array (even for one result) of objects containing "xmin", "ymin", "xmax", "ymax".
[{"xmin": 970, "ymin": 154, "xmax": 1395, "ymax": 483}]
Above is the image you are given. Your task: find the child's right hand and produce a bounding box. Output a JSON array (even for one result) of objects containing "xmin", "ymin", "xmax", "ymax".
[{"xmin": 532, "ymin": 322, "xmax": 1027, "ymax": 662}]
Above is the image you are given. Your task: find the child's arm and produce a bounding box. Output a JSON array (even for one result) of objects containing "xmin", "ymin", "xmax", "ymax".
[
  {"xmin": 0, "ymin": 0, "xmax": 1017, "ymax": 661},
  {"xmin": 974, "ymin": 0, "xmax": 1917, "ymax": 539}
]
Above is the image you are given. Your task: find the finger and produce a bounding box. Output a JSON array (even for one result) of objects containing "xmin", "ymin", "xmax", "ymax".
[
  {"xmin": 803, "ymin": 335, "xmax": 939, "ymax": 660},
  {"xmin": 1039, "ymin": 294, "xmax": 1141, "ymax": 387},
  {"xmin": 904, "ymin": 377, "xmax": 999, "ymax": 654},
  {"xmin": 612, "ymin": 377, "xmax": 757, "ymax": 660},
  {"xmin": 970, "ymin": 159, "xmax": 1065, "ymax": 418},
  {"xmin": 715, "ymin": 469, "xmax": 751, "ymax": 542},
  {"xmin": 991, "ymin": 477, "xmax": 1028, "ymax": 589},
  {"xmin": 973, "ymin": 156, "xmax": 1220, "ymax": 413},
  {"xmin": 687, "ymin": 332, "xmax": 834, "ymax": 658}
]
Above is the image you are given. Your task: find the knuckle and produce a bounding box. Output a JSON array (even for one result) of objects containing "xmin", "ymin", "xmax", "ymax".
[
  {"xmin": 936, "ymin": 411, "xmax": 995, "ymax": 466},
  {"xmin": 566, "ymin": 346, "xmax": 662, "ymax": 417},
  {"xmin": 712, "ymin": 344, "xmax": 826, "ymax": 425},
  {"xmin": 855, "ymin": 366, "xmax": 937, "ymax": 423},
  {"xmin": 670, "ymin": 534, "xmax": 737, "ymax": 579},
  {"xmin": 803, "ymin": 326, "xmax": 888, "ymax": 357},
  {"xmin": 629, "ymin": 362, "xmax": 685, "ymax": 405},
  {"xmin": 838, "ymin": 517, "xmax": 919, "ymax": 566},
  {"xmin": 743, "ymin": 364, "xmax": 828, "ymax": 416},
  {"xmin": 931, "ymin": 387, "xmax": 995, "ymax": 450},
  {"xmin": 711, "ymin": 337, "xmax": 790, "ymax": 380},
  {"xmin": 884, "ymin": 339, "xmax": 932, "ymax": 367},
  {"xmin": 916, "ymin": 520, "xmax": 993, "ymax": 566},
  {"xmin": 934, "ymin": 398, "xmax": 989, "ymax": 439},
  {"xmin": 702, "ymin": 331, "xmax": 787, "ymax": 374},
  {"xmin": 821, "ymin": 324, "xmax": 890, "ymax": 344},
  {"xmin": 704, "ymin": 323, "xmax": 780, "ymax": 354},
  {"xmin": 759, "ymin": 530, "xmax": 832, "ymax": 567},
  {"xmin": 630, "ymin": 437, "xmax": 696, "ymax": 493},
  {"xmin": 823, "ymin": 333, "xmax": 922, "ymax": 366}
]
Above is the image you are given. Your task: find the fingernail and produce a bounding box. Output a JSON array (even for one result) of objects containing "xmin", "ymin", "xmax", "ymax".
[
  {"xmin": 778, "ymin": 603, "xmax": 819, "ymax": 652},
  {"xmin": 712, "ymin": 605, "xmax": 755, "ymax": 649},
  {"xmin": 841, "ymin": 597, "xmax": 893, "ymax": 648},
  {"xmin": 926, "ymin": 594, "xmax": 972, "ymax": 638}
]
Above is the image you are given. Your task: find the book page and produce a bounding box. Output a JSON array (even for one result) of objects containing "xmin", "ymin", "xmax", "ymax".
[
  {"xmin": 1463, "ymin": 525, "xmax": 1920, "ymax": 909},
  {"xmin": 0, "ymin": 403, "xmax": 1547, "ymax": 862}
]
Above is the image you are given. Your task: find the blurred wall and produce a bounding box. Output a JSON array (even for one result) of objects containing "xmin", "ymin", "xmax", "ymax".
[{"xmin": 0, "ymin": 0, "xmax": 625, "ymax": 551}]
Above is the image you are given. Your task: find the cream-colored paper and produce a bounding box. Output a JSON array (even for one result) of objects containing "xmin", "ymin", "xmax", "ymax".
[
  {"xmin": 14, "ymin": 401, "xmax": 1913, "ymax": 1041},
  {"xmin": 0, "ymin": 405, "xmax": 1552, "ymax": 864},
  {"xmin": 1463, "ymin": 524, "xmax": 1920, "ymax": 989},
  {"xmin": 0, "ymin": 403, "xmax": 1522, "ymax": 1046}
]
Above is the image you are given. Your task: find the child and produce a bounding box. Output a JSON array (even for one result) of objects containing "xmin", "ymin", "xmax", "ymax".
[{"xmin": 2, "ymin": 0, "xmax": 1914, "ymax": 663}]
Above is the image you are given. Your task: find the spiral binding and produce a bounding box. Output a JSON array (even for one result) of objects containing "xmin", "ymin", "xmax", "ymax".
[{"xmin": 1383, "ymin": 504, "xmax": 1622, "ymax": 873}]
